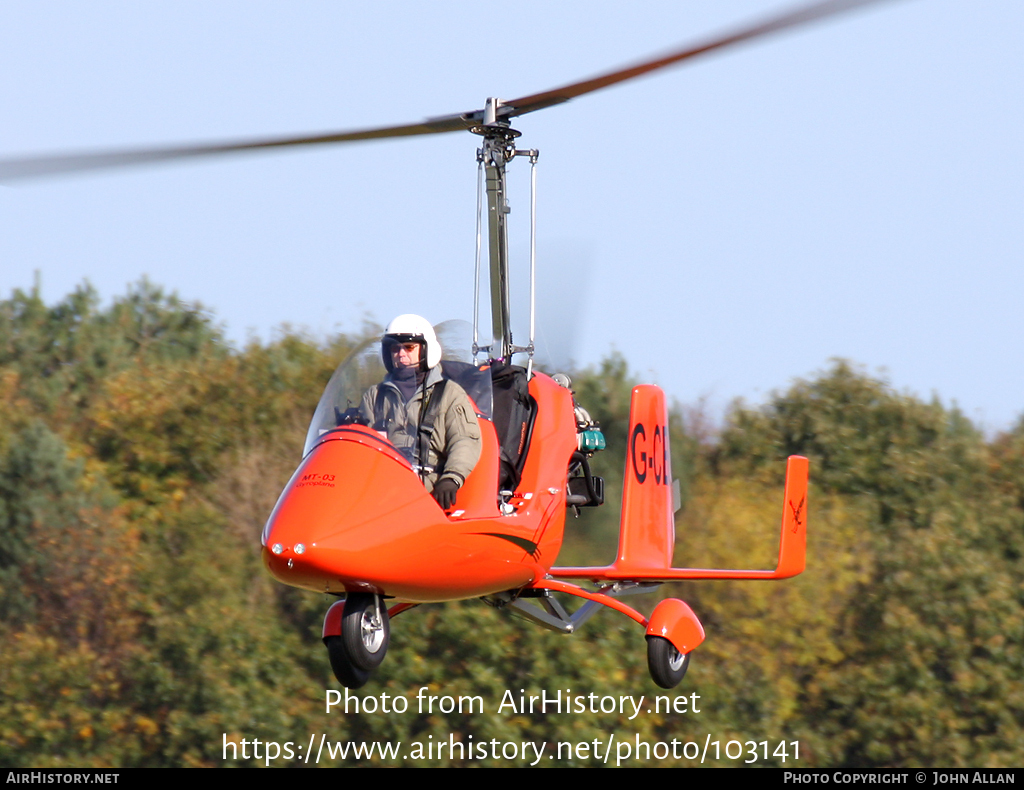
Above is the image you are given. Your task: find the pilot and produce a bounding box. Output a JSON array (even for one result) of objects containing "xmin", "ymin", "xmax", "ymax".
[{"xmin": 360, "ymin": 314, "xmax": 481, "ymax": 509}]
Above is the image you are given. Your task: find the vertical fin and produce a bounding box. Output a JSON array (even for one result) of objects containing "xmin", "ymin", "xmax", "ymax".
[
  {"xmin": 774, "ymin": 455, "xmax": 808, "ymax": 578},
  {"xmin": 613, "ymin": 384, "xmax": 675, "ymax": 574}
]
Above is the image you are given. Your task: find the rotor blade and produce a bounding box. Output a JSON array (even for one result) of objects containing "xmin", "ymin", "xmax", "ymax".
[
  {"xmin": 502, "ymin": 0, "xmax": 894, "ymax": 118},
  {"xmin": 1, "ymin": 0, "xmax": 892, "ymax": 182},
  {"xmin": 0, "ymin": 112, "xmax": 479, "ymax": 182}
]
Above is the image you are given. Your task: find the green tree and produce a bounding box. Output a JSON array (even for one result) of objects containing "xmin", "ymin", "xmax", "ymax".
[
  {"xmin": 713, "ymin": 361, "xmax": 1024, "ymax": 766},
  {"xmin": 0, "ymin": 279, "xmax": 223, "ymax": 419},
  {"xmin": 0, "ymin": 422, "xmax": 142, "ymax": 767},
  {"xmin": 0, "ymin": 421, "xmax": 132, "ymax": 632}
]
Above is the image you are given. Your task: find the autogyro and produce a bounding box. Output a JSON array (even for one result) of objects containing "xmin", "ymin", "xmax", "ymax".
[{"xmin": 0, "ymin": 0, "xmax": 897, "ymax": 688}]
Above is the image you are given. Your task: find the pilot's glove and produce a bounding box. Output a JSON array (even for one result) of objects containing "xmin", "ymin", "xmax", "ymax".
[{"xmin": 433, "ymin": 478, "xmax": 459, "ymax": 510}]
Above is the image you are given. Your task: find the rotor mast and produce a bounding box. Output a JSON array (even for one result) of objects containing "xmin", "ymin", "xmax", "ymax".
[{"xmin": 473, "ymin": 98, "xmax": 537, "ymax": 364}]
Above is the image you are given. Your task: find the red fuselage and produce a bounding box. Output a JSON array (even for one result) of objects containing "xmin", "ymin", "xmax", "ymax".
[{"xmin": 262, "ymin": 372, "xmax": 578, "ymax": 602}]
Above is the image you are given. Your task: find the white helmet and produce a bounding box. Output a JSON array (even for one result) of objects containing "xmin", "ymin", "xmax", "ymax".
[{"xmin": 381, "ymin": 314, "xmax": 442, "ymax": 371}]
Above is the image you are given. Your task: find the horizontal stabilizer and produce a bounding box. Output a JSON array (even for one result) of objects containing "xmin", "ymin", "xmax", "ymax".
[{"xmin": 552, "ymin": 455, "xmax": 808, "ymax": 582}]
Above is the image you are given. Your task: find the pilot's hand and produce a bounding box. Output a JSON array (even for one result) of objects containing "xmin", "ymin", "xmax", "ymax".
[{"xmin": 433, "ymin": 478, "xmax": 459, "ymax": 510}]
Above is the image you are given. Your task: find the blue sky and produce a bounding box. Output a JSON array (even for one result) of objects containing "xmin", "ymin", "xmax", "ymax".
[{"xmin": 2, "ymin": 1, "xmax": 1022, "ymax": 431}]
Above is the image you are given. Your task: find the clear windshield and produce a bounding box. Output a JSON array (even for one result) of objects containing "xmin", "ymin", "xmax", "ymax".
[{"xmin": 303, "ymin": 319, "xmax": 492, "ymax": 457}]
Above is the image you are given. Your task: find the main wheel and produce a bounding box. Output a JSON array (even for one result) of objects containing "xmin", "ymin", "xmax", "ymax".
[
  {"xmin": 646, "ymin": 636, "xmax": 691, "ymax": 689},
  {"xmin": 342, "ymin": 593, "xmax": 390, "ymax": 671},
  {"xmin": 325, "ymin": 636, "xmax": 371, "ymax": 689}
]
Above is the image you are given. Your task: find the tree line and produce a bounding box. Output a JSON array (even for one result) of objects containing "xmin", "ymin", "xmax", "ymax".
[{"xmin": 0, "ymin": 281, "xmax": 1021, "ymax": 767}]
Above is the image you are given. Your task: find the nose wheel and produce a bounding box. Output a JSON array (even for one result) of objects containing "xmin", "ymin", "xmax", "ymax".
[
  {"xmin": 326, "ymin": 593, "xmax": 390, "ymax": 688},
  {"xmin": 646, "ymin": 636, "xmax": 691, "ymax": 689}
]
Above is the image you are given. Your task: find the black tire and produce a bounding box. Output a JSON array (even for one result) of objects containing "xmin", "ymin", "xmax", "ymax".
[
  {"xmin": 342, "ymin": 593, "xmax": 390, "ymax": 671},
  {"xmin": 646, "ymin": 636, "xmax": 691, "ymax": 689},
  {"xmin": 325, "ymin": 636, "xmax": 371, "ymax": 689}
]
